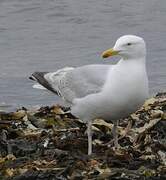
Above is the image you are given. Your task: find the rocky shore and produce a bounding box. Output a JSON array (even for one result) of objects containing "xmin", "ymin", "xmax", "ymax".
[{"xmin": 0, "ymin": 93, "xmax": 166, "ymax": 180}]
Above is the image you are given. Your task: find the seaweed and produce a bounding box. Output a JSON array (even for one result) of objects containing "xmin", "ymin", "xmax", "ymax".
[{"xmin": 0, "ymin": 93, "xmax": 166, "ymax": 179}]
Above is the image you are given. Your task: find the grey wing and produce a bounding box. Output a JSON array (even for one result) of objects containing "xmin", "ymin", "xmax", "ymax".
[
  {"xmin": 30, "ymin": 65, "xmax": 111, "ymax": 106},
  {"xmin": 57, "ymin": 64, "xmax": 111, "ymax": 104}
]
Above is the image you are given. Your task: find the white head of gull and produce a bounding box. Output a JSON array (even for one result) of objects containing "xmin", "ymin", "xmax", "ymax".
[{"xmin": 30, "ymin": 35, "xmax": 149, "ymax": 155}]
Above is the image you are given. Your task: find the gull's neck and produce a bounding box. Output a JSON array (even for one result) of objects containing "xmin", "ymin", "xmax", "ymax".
[
  {"xmin": 103, "ymin": 55, "xmax": 147, "ymax": 93},
  {"xmin": 118, "ymin": 56, "xmax": 146, "ymax": 66}
]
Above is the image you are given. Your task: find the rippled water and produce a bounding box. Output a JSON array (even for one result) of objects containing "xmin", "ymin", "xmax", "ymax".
[{"xmin": 0, "ymin": 0, "xmax": 166, "ymax": 109}]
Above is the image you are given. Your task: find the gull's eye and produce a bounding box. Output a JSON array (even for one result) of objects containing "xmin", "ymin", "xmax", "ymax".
[{"xmin": 127, "ymin": 43, "xmax": 132, "ymax": 46}]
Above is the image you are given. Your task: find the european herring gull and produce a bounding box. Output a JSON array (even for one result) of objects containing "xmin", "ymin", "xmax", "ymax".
[{"xmin": 30, "ymin": 35, "xmax": 149, "ymax": 155}]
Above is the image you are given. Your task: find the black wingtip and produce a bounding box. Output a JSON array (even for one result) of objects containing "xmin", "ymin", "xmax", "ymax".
[
  {"xmin": 30, "ymin": 72, "xmax": 58, "ymax": 94},
  {"xmin": 29, "ymin": 75, "xmax": 35, "ymax": 81}
]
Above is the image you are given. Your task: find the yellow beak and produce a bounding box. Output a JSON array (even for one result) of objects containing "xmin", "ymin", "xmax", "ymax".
[{"xmin": 102, "ymin": 48, "xmax": 119, "ymax": 58}]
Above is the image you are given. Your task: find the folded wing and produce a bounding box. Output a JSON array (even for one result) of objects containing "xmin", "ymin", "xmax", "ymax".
[{"xmin": 30, "ymin": 65, "xmax": 111, "ymax": 106}]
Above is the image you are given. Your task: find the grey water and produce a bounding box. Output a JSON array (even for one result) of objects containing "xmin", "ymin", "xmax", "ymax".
[{"xmin": 0, "ymin": 0, "xmax": 166, "ymax": 110}]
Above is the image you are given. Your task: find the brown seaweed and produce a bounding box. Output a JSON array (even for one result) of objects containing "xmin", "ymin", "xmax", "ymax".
[{"xmin": 0, "ymin": 93, "xmax": 166, "ymax": 179}]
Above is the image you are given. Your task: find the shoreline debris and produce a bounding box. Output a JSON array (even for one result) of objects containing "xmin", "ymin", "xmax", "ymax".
[{"xmin": 0, "ymin": 93, "xmax": 166, "ymax": 179}]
